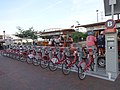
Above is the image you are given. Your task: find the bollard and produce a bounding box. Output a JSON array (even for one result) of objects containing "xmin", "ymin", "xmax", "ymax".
[{"xmin": 108, "ymin": 72, "xmax": 112, "ymax": 80}]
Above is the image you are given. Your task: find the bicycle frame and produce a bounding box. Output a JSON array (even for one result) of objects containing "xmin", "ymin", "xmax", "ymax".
[
  {"xmin": 77, "ymin": 53, "xmax": 93, "ymax": 72},
  {"xmin": 40, "ymin": 46, "xmax": 53, "ymax": 69},
  {"xmin": 48, "ymin": 47, "xmax": 67, "ymax": 71},
  {"xmin": 51, "ymin": 48, "xmax": 66, "ymax": 64},
  {"xmin": 62, "ymin": 48, "xmax": 78, "ymax": 75}
]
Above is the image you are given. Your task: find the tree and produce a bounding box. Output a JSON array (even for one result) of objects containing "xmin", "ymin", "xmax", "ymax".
[
  {"xmin": 15, "ymin": 26, "xmax": 37, "ymax": 40},
  {"xmin": 71, "ymin": 31, "xmax": 87, "ymax": 43}
]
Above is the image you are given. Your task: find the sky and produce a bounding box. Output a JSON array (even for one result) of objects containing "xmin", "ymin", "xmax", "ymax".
[{"xmin": 0, "ymin": 0, "xmax": 112, "ymax": 34}]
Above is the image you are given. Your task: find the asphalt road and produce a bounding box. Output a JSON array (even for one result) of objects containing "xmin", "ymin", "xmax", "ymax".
[{"xmin": 0, "ymin": 55, "xmax": 120, "ymax": 90}]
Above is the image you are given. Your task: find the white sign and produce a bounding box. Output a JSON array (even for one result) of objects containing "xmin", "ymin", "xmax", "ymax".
[
  {"xmin": 109, "ymin": 0, "xmax": 116, "ymax": 5},
  {"xmin": 105, "ymin": 19, "xmax": 116, "ymax": 29}
]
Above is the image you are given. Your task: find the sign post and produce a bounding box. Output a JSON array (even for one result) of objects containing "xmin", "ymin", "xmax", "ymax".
[{"xmin": 109, "ymin": 0, "xmax": 116, "ymax": 19}]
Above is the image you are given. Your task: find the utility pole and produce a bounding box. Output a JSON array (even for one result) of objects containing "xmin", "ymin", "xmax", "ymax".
[{"xmin": 3, "ymin": 31, "xmax": 5, "ymax": 40}]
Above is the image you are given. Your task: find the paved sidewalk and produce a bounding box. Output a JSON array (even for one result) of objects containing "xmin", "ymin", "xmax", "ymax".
[{"xmin": 0, "ymin": 56, "xmax": 120, "ymax": 90}]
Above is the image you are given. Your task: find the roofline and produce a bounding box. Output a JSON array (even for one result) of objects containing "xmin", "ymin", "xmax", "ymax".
[
  {"xmin": 41, "ymin": 28, "xmax": 75, "ymax": 34},
  {"xmin": 75, "ymin": 19, "xmax": 120, "ymax": 28}
]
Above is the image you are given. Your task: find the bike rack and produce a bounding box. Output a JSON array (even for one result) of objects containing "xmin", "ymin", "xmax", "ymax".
[{"xmin": 1, "ymin": 45, "xmax": 118, "ymax": 81}]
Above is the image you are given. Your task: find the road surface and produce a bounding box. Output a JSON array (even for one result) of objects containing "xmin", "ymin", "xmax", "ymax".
[{"xmin": 0, "ymin": 55, "xmax": 120, "ymax": 90}]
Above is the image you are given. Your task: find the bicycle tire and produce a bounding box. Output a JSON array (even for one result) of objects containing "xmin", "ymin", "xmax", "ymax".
[
  {"xmin": 78, "ymin": 66, "xmax": 86, "ymax": 80},
  {"xmin": 40, "ymin": 59, "xmax": 48, "ymax": 69},
  {"xmin": 27, "ymin": 57, "xmax": 33, "ymax": 64},
  {"xmin": 10, "ymin": 54, "xmax": 14, "ymax": 59},
  {"xmin": 7, "ymin": 53, "xmax": 10, "ymax": 57},
  {"xmin": 6, "ymin": 53, "xmax": 9, "ymax": 57},
  {"xmin": 2, "ymin": 51, "xmax": 5, "ymax": 56},
  {"xmin": 20, "ymin": 56, "xmax": 26, "ymax": 62},
  {"xmin": 62, "ymin": 61, "xmax": 71, "ymax": 75},
  {"xmin": 12, "ymin": 54, "xmax": 16, "ymax": 59},
  {"xmin": 97, "ymin": 57, "xmax": 105, "ymax": 68},
  {"xmin": 33, "ymin": 58, "xmax": 40, "ymax": 66},
  {"xmin": 90, "ymin": 61, "xmax": 94, "ymax": 71},
  {"xmin": 48, "ymin": 61, "xmax": 58, "ymax": 71},
  {"xmin": 16, "ymin": 55, "xmax": 20, "ymax": 61}
]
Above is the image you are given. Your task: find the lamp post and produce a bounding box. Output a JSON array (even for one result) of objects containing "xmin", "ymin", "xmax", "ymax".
[
  {"xmin": 3, "ymin": 31, "xmax": 5, "ymax": 40},
  {"xmin": 96, "ymin": 10, "xmax": 99, "ymax": 22},
  {"xmin": 117, "ymin": 14, "xmax": 119, "ymax": 20},
  {"xmin": 76, "ymin": 21, "xmax": 80, "ymax": 26}
]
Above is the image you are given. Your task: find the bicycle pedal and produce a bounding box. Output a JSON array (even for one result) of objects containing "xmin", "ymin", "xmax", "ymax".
[
  {"xmin": 65, "ymin": 67, "xmax": 68, "ymax": 69},
  {"xmin": 72, "ymin": 65, "xmax": 74, "ymax": 67},
  {"xmin": 87, "ymin": 68, "xmax": 90, "ymax": 71}
]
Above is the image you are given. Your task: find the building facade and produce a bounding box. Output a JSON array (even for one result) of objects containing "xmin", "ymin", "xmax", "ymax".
[{"xmin": 39, "ymin": 28, "xmax": 75, "ymax": 39}]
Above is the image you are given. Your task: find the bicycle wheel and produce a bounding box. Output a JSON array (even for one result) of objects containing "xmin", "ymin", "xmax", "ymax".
[
  {"xmin": 62, "ymin": 61, "xmax": 71, "ymax": 75},
  {"xmin": 16, "ymin": 55, "xmax": 20, "ymax": 61},
  {"xmin": 8, "ymin": 53, "xmax": 11, "ymax": 57},
  {"xmin": 97, "ymin": 57, "xmax": 105, "ymax": 68},
  {"xmin": 19, "ymin": 55, "xmax": 23, "ymax": 61},
  {"xmin": 90, "ymin": 61, "xmax": 94, "ymax": 71},
  {"xmin": 27, "ymin": 57, "xmax": 33, "ymax": 64},
  {"xmin": 40, "ymin": 59, "xmax": 48, "ymax": 69},
  {"xmin": 2, "ymin": 51, "xmax": 5, "ymax": 56},
  {"xmin": 78, "ymin": 66, "xmax": 86, "ymax": 80},
  {"xmin": 1, "ymin": 51, "xmax": 3, "ymax": 56},
  {"xmin": 11, "ymin": 53, "xmax": 14, "ymax": 59},
  {"xmin": 48, "ymin": 61, "xmax": 58, "ymax": 71},
  {"xmin": 6, "ymin": 52, "xmax": 9, "ymax": 57},
  {"xmin": 33, "ymin": 58, "xmax": 40, "ymax": 66},
  {"xmin": 12, "ymin": 54, "xmax": 16, "ymax": 59},
  {"xmin": 20, "ymin": 56, "xmax": 26, "ymax": 62}
]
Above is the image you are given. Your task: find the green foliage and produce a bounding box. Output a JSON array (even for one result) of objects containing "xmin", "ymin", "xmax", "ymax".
[
  {"xmin": 15, "ymin": 26, "xmax": 37, "ymax": 39},
  {"xmin": 71, "ymin": 31, "xmax": 87, "ymax": 43}
]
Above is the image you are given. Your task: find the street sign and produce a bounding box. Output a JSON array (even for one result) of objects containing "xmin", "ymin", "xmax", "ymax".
[
  {"xmin": 105, "ymin": 19, "xmax": 116, "ymax": 29},
  {"xmin": 109, "ymin": 0, "xmax": 116, "ymax": 5},
  {"xmin": 104, "ymin": 0, "xmax": 120, "ymax": 16},
  {"xmin": 104, "ymin": 19, "xmax": 116, "ymax": 33}
]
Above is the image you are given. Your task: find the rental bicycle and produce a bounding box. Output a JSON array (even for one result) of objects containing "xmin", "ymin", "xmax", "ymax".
[{"xmin": 77, "ymin": 47, "xmax": 96, "ymax": 80}]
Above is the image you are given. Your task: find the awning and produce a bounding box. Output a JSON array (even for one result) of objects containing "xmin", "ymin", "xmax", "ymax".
[{"xmin": 0, "ymin": 39, "xmax": 5, "ymax": 43}]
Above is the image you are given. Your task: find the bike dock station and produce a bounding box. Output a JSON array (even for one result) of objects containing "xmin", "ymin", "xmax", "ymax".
[
  {"xmin": 75, "ymin": 19, "xmax": 120, "ymax": 81},
  {"xmin": 0, "ymin": 26, "xmax": 120, "ymax": 81},
  {"xmin": 1, "ymin": 1, "xmax": 120, "ymax": 82},
  {"xmin": 78, "ymin": 0, "xmax": 120, "ymax": 81},
  {"xmin": 1, "ymin": 21, "xmax": 120, "ymax": 82}
]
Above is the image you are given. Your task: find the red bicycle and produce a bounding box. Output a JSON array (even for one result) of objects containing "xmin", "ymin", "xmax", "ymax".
[
  {"xmin": 61, "ymin": 47, "xmax": 78, "ymax": 75},
  {"xmin": 32, "ymin": 47, "xmax": 43, "ymax": 66},
  {"xmin": 19, "ymin": 48, "xmax": 29, "ymax": 62},
  {"xmin": 40, "ymin": 46, "xmax": 52, "ymax": 69},
  {"xmin": 77, "ymin": 47, "xmax": 96, "ymax": 80},
  {"xmin": 48, "ymin": 47, "xmax": 66, "ymax": 71}
]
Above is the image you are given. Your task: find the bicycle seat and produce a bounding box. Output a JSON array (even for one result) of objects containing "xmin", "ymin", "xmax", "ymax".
[
  {"xmin": 87, "ymin": 48, "xmax": 93, "ymax": 55},
  {"xmin": 82, "ymin": 56, "xmax": 87, "ymax": 59}
]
